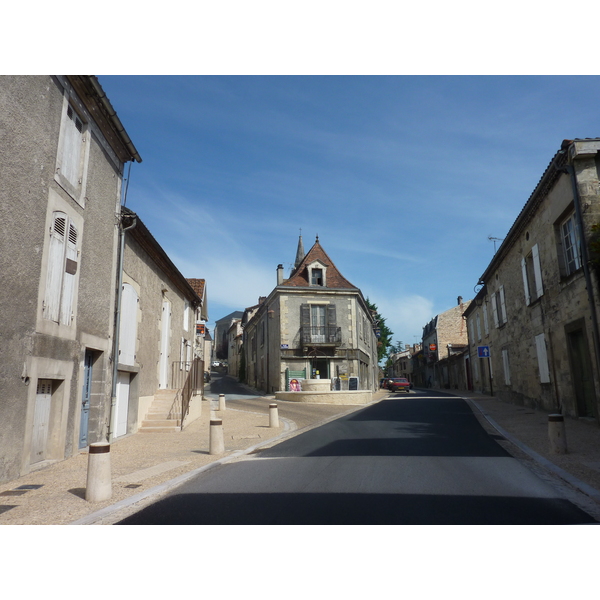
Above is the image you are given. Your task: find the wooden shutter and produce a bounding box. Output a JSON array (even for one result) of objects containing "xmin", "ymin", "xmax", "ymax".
[
  {"xmin": 499, "ymin": 285, "xmax": 507, "ymax": 324},
  {"xmin": 61, "ymin": 104, "xmax": 84, "ymax": 187},
  {"xmin": 535, "ymin": 333, "xmax": 550, "ymax": 383},
  {"xmin": 521, "ymin": 257, "xmax": 531, "ymax": 305},
  {"xmin": 490, "ymin": 293, "xmax": 499, "ymax": 328},
  {"xmin": 43, "ymin": 213, "xmax": 67, "ymax": 322},
  {"xmin": 119, "ymin": 283, "xmax": 138, "ymax": 366},
  {"xmin": 532, "ymin": 244, "xmax": 544, "ymax": 299},
  {"xmin": 60, "ymin": 221, "xmax": 78, "ymax": 325}
]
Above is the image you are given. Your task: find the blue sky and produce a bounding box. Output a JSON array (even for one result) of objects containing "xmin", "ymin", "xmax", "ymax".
[{"xmin": 98, "ymin": 75, "xmax": 600, "ymax": 348}]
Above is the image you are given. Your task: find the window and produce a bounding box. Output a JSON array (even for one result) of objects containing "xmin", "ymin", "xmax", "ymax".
[
  {"xmin": 300, "ymin": 303, "xmax": 337, "ymax": 344},
  {"xmin": 535, "ymin": 333, "xmax": 551, "ymax": 383},
  {"xmin": 521, "ymin": 244, "xmax": 544, "ymax": 304},
  {"xmin": 561, "ymin": 214, "xmax": 582, "ymax": 276},
  {"xmin": 56, "ymin": 101, "xmax": 89, "ymax": 202},
  {"xmin": 311, "ymin": 268, "xmax": 323, "ymax": 286},
  {"xmin": 490, "ymin": 285, "xmax": 507, "ymax": 328},
  {"xmin": 43, "ymin": 211, "xmax": 79, "ymax": 325}
]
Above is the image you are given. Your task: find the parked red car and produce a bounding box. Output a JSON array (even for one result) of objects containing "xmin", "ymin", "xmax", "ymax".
[{"xmin": 387, "ymin": 377, "xmax": 411, "ymax": 393}]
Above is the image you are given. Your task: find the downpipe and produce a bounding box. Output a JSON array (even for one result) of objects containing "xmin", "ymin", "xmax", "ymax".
[{"xmin": 107, "ymin": 212, "xmax": 137, "ymax": 441}]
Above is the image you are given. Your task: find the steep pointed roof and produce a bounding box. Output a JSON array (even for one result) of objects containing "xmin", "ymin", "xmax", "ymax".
[
  {"xmin": 294, "ymin": 234, "xmax": 305, "ymax": 270},
  {"xmin": 283, "ymin": 237, "xmax": 356, "ymax": 289}
]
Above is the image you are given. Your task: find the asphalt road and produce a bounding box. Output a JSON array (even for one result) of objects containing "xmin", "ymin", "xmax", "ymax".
[{"xmin": 118, "ymin": 387, "xmax": 597, "ymax": 525}]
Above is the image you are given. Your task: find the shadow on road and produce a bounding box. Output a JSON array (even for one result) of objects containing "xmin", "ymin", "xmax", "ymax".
[{"xmin": 116, "ymin": 491, "xmax": 596, "ymax": 525}]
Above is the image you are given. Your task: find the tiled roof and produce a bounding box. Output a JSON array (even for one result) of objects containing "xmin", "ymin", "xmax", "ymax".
[
  {"xmin": 282, "ymin": 238, "xmax": 356, "ymax": 289},
  {"xmin": 186, "ymin": 278, "xmax": 205, "ymax": 298}
]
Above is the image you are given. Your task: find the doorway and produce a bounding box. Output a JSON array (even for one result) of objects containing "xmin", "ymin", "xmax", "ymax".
[
  {"xmin": 32, "ymin": 379, "xmax": 53, "ymax": 463},
  {"xmin": 79, "ymin": 350, "xmax": 93, "ymax": 449},
  {"xmin": 311, "ymin": 357, "xmax": 329, "ymax": 379},
  {"xmin": 566, "ymin": 324, "xmax": 596, "ymax": 418}
]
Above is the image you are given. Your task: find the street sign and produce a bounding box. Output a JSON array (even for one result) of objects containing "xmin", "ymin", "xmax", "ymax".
[
  {"xmin": 429, "ymin": 344, "xmax": 437, "ymax": 352},
  {"xmin": 478, "ymin": 346, "xmax": 490, "ymax": 358}
]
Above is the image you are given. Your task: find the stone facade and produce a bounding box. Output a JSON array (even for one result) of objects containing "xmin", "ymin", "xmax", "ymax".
[
  {"xmin": 0, "ymin": 76, "xmax": 140, "ymax": 483},
  {"xmin": 464, "ymin": 139, "xmax": 600, "ymax": 421},
  {"xmin": 243, "ymin": 237, "xmax": 379, "ymax": 394},
  {"xmin": 119, "ymin": 208, "xmax": 204, "ymax": 432},
  {"xmin": 419, "ymin": 298, "xmax": 471, "ymax": 388}
]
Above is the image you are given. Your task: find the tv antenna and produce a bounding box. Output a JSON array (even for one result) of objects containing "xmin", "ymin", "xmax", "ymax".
[{"xmin": 488, "ymin": 236, "xmax": 504, "ymax": 253}]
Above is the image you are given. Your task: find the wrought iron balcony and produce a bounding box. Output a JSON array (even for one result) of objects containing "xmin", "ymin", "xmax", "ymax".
[{"xmin": 300, "ymin": 325, "xmax": 342, "ymax": 346}]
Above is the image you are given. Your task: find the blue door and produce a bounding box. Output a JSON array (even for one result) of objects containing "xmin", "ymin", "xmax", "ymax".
[{"xmin": 79, "ymin": 350, "xmax": 93, "ymax": 448}]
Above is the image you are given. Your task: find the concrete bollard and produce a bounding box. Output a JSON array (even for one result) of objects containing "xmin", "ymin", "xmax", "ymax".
[
  {"xmin": 548, "ymin": 414, "xmax": 568, "ymax": 454},
  {"xmin": 209, "ymin": 418, "xmax": 225, "ymax": 455},
  {"xmin": 269, "ymin": 403, "xmax": 279, "ymax": 428},
  {"xmin": 219, "ymin": 393, "xmax": 226, "ymax": 411},
  {"xmin": 85, "ymin": 442, "xmax": 112, "ymax": 502}
]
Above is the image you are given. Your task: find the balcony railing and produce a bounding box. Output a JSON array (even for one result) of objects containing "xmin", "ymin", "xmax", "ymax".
[{"xmin": 300, "ymin": 325, "xmax": 342, "ymax": 345}]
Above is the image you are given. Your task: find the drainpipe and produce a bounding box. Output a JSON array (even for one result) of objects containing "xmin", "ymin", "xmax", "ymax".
[
  {"xmin": 107, "ymin": 211, "xmax": 137, "ymax": 441},
  {"xmin": 561, "ymin": 159, "xmax": 600, "ymax": 420}
]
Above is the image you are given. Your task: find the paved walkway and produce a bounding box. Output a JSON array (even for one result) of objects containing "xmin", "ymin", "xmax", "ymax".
[{"xmin": 1, "ymin": 388, "xmax": 599, "ymax": 524}]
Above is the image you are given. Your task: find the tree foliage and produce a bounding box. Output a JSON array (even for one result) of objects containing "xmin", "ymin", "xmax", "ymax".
[{"xmin": 365, "ymin": 298, "xmax": 393, "ymax": 364}]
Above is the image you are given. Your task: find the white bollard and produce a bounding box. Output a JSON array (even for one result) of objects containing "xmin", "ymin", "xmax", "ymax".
[
  {"xmin": 548, "ymin": 414, "xmax": 568, "ymax": 454},
  {"xmin": 219, "ymin": 393, "xmax": 226, "ymax": 411},
  {"xmin": 209, "ymin": 418, "xmax": 225, "ymax": 455},
  {"xmin": 85, "ymin": 442, "xmax": 112, "ymax": 502},
  {"xmin": 269, "ymin": 403, "xmax": 279, "ymax": 428}
]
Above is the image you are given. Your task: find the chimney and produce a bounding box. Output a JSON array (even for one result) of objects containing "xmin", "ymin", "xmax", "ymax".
[
  {"xmin": 277, "ymin": 264, "xmax": 284, "ymax": 285},
  {"xmin": 457, "ymin": 296, "xmax": 463, "ymax": 305}
]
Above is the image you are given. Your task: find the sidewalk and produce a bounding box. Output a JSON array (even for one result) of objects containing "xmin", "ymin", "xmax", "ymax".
[
  {"xmin": 2, "ymin": 388, "xmax": 600, "ymax": 524},
  {"xmin": 0, "ymin": 392, "xmax": 385, "ymax": 525},
  {"xmin": 453, "ymin": 389, "xmax": 600, "ymax": 505}
]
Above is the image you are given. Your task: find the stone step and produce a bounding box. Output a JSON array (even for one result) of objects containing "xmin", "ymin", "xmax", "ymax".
[
  {"xmin": 140, "ymin": 419, "xmax": 181, "ymax": 428},
  {"xmin": 138, "ymin": 426, "xmax": 180, "ymax": 433}
]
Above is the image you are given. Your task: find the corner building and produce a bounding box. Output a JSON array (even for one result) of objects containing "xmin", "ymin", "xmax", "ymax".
[{"xmin": 243, "ymin": 237, "xmax": 379, "ymax": 394}]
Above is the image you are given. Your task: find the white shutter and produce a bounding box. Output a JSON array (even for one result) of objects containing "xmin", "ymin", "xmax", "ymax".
[
  {"xmin": 43, "ymin": 213, "xmax": 66, "ymax": 322},
  {"xmin": 502, "ymin": 348, "xmax": 511, "ymax": 385},
  {"xmin": 119, "ymin": 283, "xmax": 138, "ymax": 365},
  {"xmin": 499, "ymin": 285, "xmax": 507, "ymax": 324},
  {"xmin": 491, "ymin": 293, "xmax": 499, "ymax": 328},
  {"xmin": 535, "ymin": 333, "xmax": 550, "ymax": 383},
  {"xmin": 476, "ymin": 314, "xmax": 481, "ymax": 341},
  {"xmin": 61, "ymin": 105, "xmax": 84, "ymax": 187},
  {"xmin": 60, "ymin": 222, "xmax": 78, "ymax": 325},
  {"xmin": 521, "ymin": 257, "xmax": 531, "ymax": 305},
  {"xmin": 532, "ymin": 244, "xmax": 544, "ymax": 299}
]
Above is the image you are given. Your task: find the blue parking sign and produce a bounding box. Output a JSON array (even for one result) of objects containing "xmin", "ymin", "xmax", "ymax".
[{"xmin": 478, "ymin": 346, "xmax": 490, "ymax": 358}]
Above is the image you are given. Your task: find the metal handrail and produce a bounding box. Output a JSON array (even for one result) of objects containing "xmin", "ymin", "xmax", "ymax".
[{"xmin": 171, "ymin": 358, "xmax": 203, "ymax": 429}]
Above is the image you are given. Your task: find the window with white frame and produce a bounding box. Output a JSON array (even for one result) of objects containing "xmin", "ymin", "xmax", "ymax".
[
  {"xmin": 43, "ymin": 211, "xmax": 79, "ymax": 325},
  {"xmin": 561, "ymin": 213, "xmax": 582, "ymax": 276},
  {"xmin": 521, "ymin": 244, "xmax": 544, "ymax": 304},
  {"xmin": 490, "ymin": 286, "xmax": 507, "ymax": 328}
]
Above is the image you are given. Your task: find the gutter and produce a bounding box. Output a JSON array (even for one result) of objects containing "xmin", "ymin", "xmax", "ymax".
[{"xmin": 87, "ymin": 76, "xmax": 142, "ymax": 164}]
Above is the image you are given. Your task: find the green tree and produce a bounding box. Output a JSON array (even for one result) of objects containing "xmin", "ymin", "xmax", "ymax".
[{"xmin": 365, "ymin": 298, "xmax": 393, "ymax": 364}]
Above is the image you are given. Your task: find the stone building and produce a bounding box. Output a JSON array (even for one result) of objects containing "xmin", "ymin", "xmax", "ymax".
[
  {"xmin": 118, "ymin": 208, "xmax": 205, "ymax": 434},
  {"xmin": 0, "ymin": 76, "xmax": 140, "ymax": 483},
  {"xmin": 464, "ymin": 139, "xmax": 600, "ymax": 421},
  {"xmin": 242, "ymin": 236, "xmax": 379, "ymax": 394},
  {"xmin": 420, "ymin": 297, "xmax": 471, "ymax": 388}
]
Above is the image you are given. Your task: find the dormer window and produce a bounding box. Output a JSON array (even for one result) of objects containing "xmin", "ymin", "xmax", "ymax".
[{"xmin": 308, "ymin": 260, "xmax": 327, "ymax": 287}]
